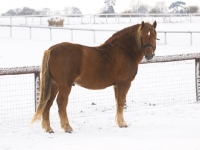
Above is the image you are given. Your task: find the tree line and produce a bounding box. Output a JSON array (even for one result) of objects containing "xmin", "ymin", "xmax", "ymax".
[
  {"xmin": 122, "ymin": 0, "xmax": 199, "ymax": 14},
  {"xmin": 1, "ymin": 0, "xmax": 199, "ymax": 16},
  {"xmin": 1, "ymin": 7, "xmax": 82, "ymax": 16}
]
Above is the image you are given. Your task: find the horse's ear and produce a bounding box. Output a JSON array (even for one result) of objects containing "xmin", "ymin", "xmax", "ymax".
[
  {"xmin": 153, "ymin": 20, "xmax": 157, "ymax": 29},
  {"xmin": 141, "ymin": 21, "xmax": 145, "ymax": 30}
]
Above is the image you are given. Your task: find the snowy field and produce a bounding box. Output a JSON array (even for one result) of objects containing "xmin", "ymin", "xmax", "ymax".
[
  {"xmin": 1, "ymin": 104, "xmax": 200, "ymax": 150},
  {"xmin": 0, "ymin": 17, "xmax": 200, "ymax": 150}
]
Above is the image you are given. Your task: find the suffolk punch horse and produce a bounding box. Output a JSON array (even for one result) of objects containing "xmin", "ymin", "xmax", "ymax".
[{"xmin": 31, "ymin": 21, "xmax": 158, "ymax": 133}]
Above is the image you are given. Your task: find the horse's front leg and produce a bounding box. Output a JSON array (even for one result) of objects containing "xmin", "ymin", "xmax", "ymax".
[
  {"xmin": 114, "ymin": 81, "xmax": 131, "ymax": 128},
  {"xmin": 56, "ymin": 85, "xmax": 73, "ymax": 133}
]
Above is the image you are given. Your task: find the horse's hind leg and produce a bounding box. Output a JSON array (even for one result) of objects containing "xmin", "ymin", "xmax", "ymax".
[
  {"xmin": 56, "ymin": 84, "xmax": 73, "ymax": 133},
  {"xmin": 114, "ymin": 81, "xmax": 131, "ymax": 128},
  {"xmin": 42, "ymin": 81, "xmax": 58, "ymax": 133}
]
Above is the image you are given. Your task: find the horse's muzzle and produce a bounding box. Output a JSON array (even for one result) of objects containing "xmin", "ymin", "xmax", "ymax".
[{"xmin": 145, "ymin": 53, "xmax": 155, "ymax": 61}]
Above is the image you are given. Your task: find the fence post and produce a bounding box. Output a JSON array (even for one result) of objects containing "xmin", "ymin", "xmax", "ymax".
[
  {"xmin": 34, "ymin": 72, "xmax": 40, "ymax": 112},
  {"xmin": 50, "ymin": 28, "xmax": 52, "ymax": 40},
  {"xmin": 10, "ymin": 26, "xmax": 12, "ymax": 38},
  {"xmin": 118, "ymin": 15, "xmax": 119, "ymax": 24},
  {"xmin": 25, "ymin": 17, "xmax": 27, "ymax": 25},
  {"xmin": 10, "ymin": 17, "xmax": 12, "ymax": 25},
  {"xmin": 164, "ymin": 32, "xmax": 167, "ymax": 45},
  {"xmin": 30, "ymin": 27, "xmax": 31, "ymax": 39},
  {"xmin": 93, "ymin": 30, "xmax": 95, "ymax": 43},
  {"xmin": 195, "ymin": 59, "xmax": 200, "ymax": 102},
  {"xmin": 40, "ymin": 17, "xmax": 42, "ymax": 25},
  {"xmin": 71, "ymin": 29, "xmax": 73, "ymax": 42}
]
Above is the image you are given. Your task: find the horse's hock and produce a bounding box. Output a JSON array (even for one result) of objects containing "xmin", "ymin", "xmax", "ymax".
[{"xmin": 48, "ymin": 17, "xmax": 64, "ymax": 27}]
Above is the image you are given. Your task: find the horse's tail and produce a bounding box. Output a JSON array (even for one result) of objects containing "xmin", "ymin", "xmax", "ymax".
[{"xmin": 31, "ymin": 50, "xmax": 52, "ymax": 124}]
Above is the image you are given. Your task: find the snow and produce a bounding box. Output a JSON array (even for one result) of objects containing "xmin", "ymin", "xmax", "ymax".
[
  {"xmin": 1, "ymin": 104, "xmax": 200, "ymax": 150},
  {"xmin": 0, "ymin": 18, "xmax": 200, "ymax": 150}
]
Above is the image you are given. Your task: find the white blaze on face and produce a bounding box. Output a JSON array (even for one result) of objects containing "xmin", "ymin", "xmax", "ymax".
[{"xmin": 148, "ymin": 31, "xmax": 150, "ymax": 36}]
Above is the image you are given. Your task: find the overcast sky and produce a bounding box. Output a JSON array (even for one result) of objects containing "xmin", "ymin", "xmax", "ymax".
[{"xmin": 0, "ymin": 0, "xmax": 199, "ymax": 14}]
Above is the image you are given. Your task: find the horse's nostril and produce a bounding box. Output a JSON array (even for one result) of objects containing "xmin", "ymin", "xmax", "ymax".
[{"xmin": 145, "ymin": 55, "xmax": 153, "ymax": 60}]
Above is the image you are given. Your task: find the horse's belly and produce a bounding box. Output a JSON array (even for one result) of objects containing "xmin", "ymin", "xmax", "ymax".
[{"xmin": 74, "ymin": 76, "xmax": 113, "ymax": 90}]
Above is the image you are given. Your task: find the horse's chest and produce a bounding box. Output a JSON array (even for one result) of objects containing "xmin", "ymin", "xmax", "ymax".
[{"xmin": 117, "ymin": 62, "xmax": 138, "ymax": 80}]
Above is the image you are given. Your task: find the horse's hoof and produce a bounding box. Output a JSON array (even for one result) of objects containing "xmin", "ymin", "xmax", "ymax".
[
  {"xmin": 64, "ymin": 127, "xmax": 73, "ymax": 133},
  {"xmin": 65, "ymin": 131, "xmax": 73, "ymax": 133},
  {"xmin": 62, "ymin": 125, "xmax": 73, "ymax": 133},
  {"xmin": 48, "ymin": 131, "xmax": 54, "ymax": 133},
  {"xmin": 43, "ymin": 127, "xmax": 54, "ymax": 133},
  {"xmin": 118, "ymin": 122, "xmax": 128, "ymax": 128},
  {"xmin": 120, "ymin": 125, "xmax": 128, "ymax": 128}
]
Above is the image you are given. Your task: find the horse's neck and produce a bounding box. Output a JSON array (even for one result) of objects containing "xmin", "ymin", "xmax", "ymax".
[{"xmin": 110, "ymin": 36, "xmax": 144, "ymax": 64}]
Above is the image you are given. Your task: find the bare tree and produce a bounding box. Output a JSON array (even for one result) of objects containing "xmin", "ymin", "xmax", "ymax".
[
  {"xmin": 63, "ymin": 6, "xmax": 82, "ymax": 15},
  {"xmin": 186, "ymin": 6, "xmax": 199, "ymax": 13},
  {"xmin": 138, "ymin": 4, "xmax": 148, "ymax": 13},
  {"xmin": 19, "ymin": 7, "xmax": 38, "ymax": 15},
  {"xmin": 2, "ymin": 7, "xmax": 38, "ymax": 16},
  {"xmin": 2, "ymin": 8, "xmax": 21, "ymax": 16},
  {"xmin": 130, "ymin": 0, "xmax": 147, "ymax": 13},
  {"xmin": 100, "ymin": 0, "xmax": 116, "ymax": 13},
  {"xmin": 38, "ymin": 8, "xmax": 52, "ymax": 15},
  {"xmin": 149, "ymin": 1, "xmax": 168, "ymax": 13},
  {"xmin": 104, "ymin": 0, "xmax": 116, "ymax": 7}
]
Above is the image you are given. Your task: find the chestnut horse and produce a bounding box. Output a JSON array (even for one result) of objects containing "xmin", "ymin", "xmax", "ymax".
[{"xmin": 31, "ymin": 21, "xmax": 158, "ymax": 133}]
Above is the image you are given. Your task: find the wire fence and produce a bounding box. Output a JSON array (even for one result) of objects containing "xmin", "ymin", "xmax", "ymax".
[
  {"xmin": 0, "ymin": 74, "xmax": 35, "ymax": 123},
  {"xmin": 0, "ymin": 53, "xmax": 199, "ymax": 124}
]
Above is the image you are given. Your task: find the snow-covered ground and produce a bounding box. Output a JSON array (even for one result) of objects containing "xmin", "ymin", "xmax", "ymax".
[
  {"xmin": 1, "ymin": 104, "xmax": 200, "ymax": 150},
  {"xmin": 0, "ymin": 20, "xmax": 200, "ymax": 150}
]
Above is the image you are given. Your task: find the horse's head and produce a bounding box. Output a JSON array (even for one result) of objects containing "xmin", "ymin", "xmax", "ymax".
[{"xmin": 140, "ymin": 21, "xmax": 158, "ymax": 61}]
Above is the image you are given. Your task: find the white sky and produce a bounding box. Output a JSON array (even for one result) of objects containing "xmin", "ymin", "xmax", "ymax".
[{"xmin": 0, "ymin": 0, "xmax": 199, "ymax": 14}]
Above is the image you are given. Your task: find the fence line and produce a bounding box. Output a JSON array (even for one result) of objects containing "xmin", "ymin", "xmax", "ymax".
[
  {"xmin": 1, "ymin": 53, "xmax": 200, "ymax": 124},
  {"xmin": 0, "ymin": 13, "xmax": 200, "ymax": 25},
  {"xmin": 0, "ymin": 24, "xmax": 200, "ymax": 45},
  {"xmin": 1, "ymin": 52, "xmax": 200, "ymax": 112}
]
